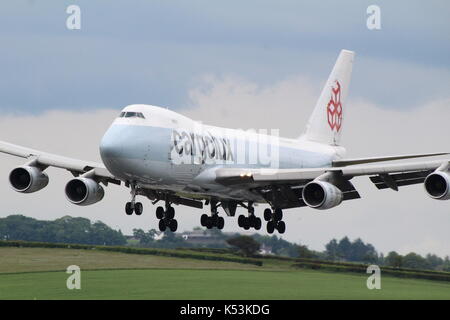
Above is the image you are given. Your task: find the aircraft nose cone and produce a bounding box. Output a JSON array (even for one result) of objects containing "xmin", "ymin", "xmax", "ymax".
[{"xmin": 100, "ymin": 127, "xmax": 123, "ymax": 161}]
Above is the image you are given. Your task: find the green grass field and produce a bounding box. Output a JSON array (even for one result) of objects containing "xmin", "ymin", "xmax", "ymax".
[{"xmin": 1, "ymin": 247, "xmax": 449, "ymax": 300}]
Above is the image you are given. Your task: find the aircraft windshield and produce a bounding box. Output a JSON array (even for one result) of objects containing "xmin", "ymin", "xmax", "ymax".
[{"xmin": 119, "ymin": 112, "xmax": 145, "ymax": 119}]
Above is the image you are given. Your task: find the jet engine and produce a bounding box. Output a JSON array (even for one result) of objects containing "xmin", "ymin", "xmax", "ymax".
[
  {"xmin": 9, "ymin": 166, "xmax": 49, "ymax": 193},
  {"xmin": 424, "ymin": 171, "xmax": 450, "ymax": 200},
  {"xmin": 302, "ymin": 181, "xmax": 343, "ymax": 210},
  {"xmin": 65, "ymin": 178, "xmax": 105, "ymax": 206}
]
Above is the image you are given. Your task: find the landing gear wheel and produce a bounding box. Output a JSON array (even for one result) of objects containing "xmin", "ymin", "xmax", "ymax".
[
  {"xmin": 205, "ymin": 217, "xmax": 213, "ymax": 229},
  {"xmin": 125, "ymin": 202, "xmax": 134, "ymax": 215},
  {"xmin": 217, "ymin": 217, "xmax": 225, "ymax": 230},
  {"xmin": 156, "ymin": 206, "xmax": 164, "ymax": 219},
  {"xmin": 158, "ymin": 219, "xmax": 167, "ymax": 232},
  {"xmin": 263, "ymin": 209, "xmax": 272, "ymax": 221},
  {"xmin": 169, "ymin": 219, "xmax": 178, "ymax": 232},
  {"xmin": 201, "ymin": 214, "xmax": 208, "ymax": 227},
  {"xmin": 274, "ymin": 208, "xmax": 283, "ymax": 221},
  {"xmin": 238, "ymin": 215, "xmax": 246, "ymax": 228},
  {"xmin": 267, "ymin": 221, "xmax": 275, "ymax": 234},
  {"xmin": 243, "ymin": 217, "xmax": 250, "ymax": 230},
  {"xmin": 277, "ymin": 221, "xmax": 286, "ymax": 234},
  {"xmin": 166, "ymin": 207, "xmax": 175, "ymax": 219},
  {"xmin": 254, "ymin": 217, "xmax": 262, "ymax": 230},
  {"xmin": 134, "ymin": 202, "xmax": 143, "ymax": 216}
]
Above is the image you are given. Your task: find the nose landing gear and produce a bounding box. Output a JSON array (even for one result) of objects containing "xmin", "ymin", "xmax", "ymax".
[{"xmin": 125, "ymin": 183, "xmax": 143, "ymax": 215}]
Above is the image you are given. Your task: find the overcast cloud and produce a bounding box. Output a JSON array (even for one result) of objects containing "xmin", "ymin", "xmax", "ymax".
[{"xmin": 0, "ymin": 1, "xmax": 449, "ymax": 112}]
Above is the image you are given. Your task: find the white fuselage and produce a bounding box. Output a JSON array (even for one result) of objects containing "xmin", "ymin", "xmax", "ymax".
[{"xmin": 100, "ymin": 105, "xmax": 345, "ymax": 202}]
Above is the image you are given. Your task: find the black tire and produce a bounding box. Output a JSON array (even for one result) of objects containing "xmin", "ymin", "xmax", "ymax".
[
  {"xmin": 277, "ymin": 221, "xmax": 286, "ymax": 234},
  {"xmin": 274, "ymin": 208, "xmax": 283, "ymax": 221},
  {"xmin": 158, "ymin": 219, "xmax": 166, "ymax": 232},
  {"xmin": 166, "ymin": 206, "xmax": 175, "ymax": 219},
  {"xmin": 248, "ymin": 215, "xmax": 256, "ymax": 227},
  {"xmin": 211, "ymin": 214, "xmax": 218, "ymax": 226},
  {"xmin": 263, "ymin": 208, "xmax": 272, "ymax": 221},
  {"xmin": 267, "ymin": 221, "xmax": 275, "ymax": 234},
  {"xmin": 200, "ymin": 214, "xmax": 208, "ymax": 227},
  {"xmin": 156, "ymin": 206, "xmax": 164, "ymax": 219},
  {"xmin": 134, "ymin": 202, "xmax": 143, "ymax": 216},
  {"xmin": 169, "ymin": 219, "xmax": 178, "ymax": 232},
  {"xmin": 125, "ymin": 202, "xmax": 134, "ymax": 215},
  {"xmin": 217, "ymin": 217, "xmax": 225, "ymax": 230},
  {"xmin": 205, "ymin": 217, "xmax": 213, "ymax": 229},
  {"xmin": 254, "ymin": 217, "xmax": 262, "ymax": 230},
  {"xmin": 238, "ymin": 215, "xmax": 245, "ymax": 228},
  {"xmin": 243, "ymin": 217, "xmax": 250, "ymax": 230}
]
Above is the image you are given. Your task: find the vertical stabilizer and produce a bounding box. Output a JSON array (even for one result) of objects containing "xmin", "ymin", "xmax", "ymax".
[{"xmin": 304, "ymin": 50, "xmax": 354, "ymax": 146}]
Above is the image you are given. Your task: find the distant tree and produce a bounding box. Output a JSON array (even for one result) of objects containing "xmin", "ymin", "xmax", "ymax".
[
  {"xmin": 325, "ymin": 239, "xmax": 339, "ymax": 260},
  {"xmin": 252, "ymin": 234, "xmax": 299, "ymax": 258},
  {"xmin": 443, "ymin": 257, "xmax": 450, "ymax": 272},
  {"xmin": 133, "ymin": 228, "xmax": 157, "ymax": 246},
  {"xmin": 402, "ymin": 253, "xmax": 430, "ymax": 270},
  {"xmin": 425, "ymin": 254, "xmax": 444, "ymax": 269},
  {"xmin": 337, "ymin": 236, "xmax": 352, "ymax": 260},
  {"xmin": 227, "ymin": 236, "xmax": 260, "ymax": 257},
  {"xmin": 297, "ymin": 244, "xmax": 317, "ymax": 259},
  {"xmin": 0, "ymin": 215, "xmax": 126, "ymax": 245},
  {"xmin": 385, "ymin": 251, "xmax": 403, "ymax": 268},
  {"xmin": 325, "ymin": 237, "xmax": 379, "ymax": 263}
]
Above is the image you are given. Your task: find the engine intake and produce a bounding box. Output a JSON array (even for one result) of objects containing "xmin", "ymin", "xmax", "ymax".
[
  {"xmin": 302, "ymin": 181, "xmax": 343, "ymax": 210},
  {"xmin": 9, "ymin": 166, "xmax": 49, "ymax": 193},
  {"xmin": 65, "ymin": 178, "xmax": 105, "ymax": 206},
  {"xmin": 424, "ymin": 171, "xmax": 450, "ymax": 200}
]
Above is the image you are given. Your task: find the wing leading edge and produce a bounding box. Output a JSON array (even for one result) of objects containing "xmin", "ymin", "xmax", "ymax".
[
  {"xmin": 214, "ymin": 158, "xmax": 450, "ymax": 209},
  {"xmin": 0, "ymin": 140, "xmax": 119, "ymax": 184}
]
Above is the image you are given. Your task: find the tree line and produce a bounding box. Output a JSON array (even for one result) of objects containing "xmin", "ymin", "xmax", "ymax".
[
  {"xmin": 0, "ymin": 215, "xmax": 126, "ymax": 246},
  {"xmin": 1, "ymin": 215, "xmax": 449, "ymax": 272}
]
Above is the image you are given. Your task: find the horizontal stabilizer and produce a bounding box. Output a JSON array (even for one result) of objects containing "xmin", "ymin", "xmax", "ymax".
[{"xmin": 332, "ymin": 152, "xmax": 449, "ymax": 167}]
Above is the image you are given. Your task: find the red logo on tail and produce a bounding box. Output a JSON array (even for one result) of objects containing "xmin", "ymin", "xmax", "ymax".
[{"xmin": 327, "ymin": 81, "xmax": 343, "ymax": 132}]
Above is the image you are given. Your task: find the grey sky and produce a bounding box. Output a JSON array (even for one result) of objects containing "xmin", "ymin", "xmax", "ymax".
[
  {"xmin": 0, "ymin": 1, "xmax": 449, "ymax": 113},
  {"xmin": 0, "ymin": 1, "xmax": 449, "ymax": 256}
]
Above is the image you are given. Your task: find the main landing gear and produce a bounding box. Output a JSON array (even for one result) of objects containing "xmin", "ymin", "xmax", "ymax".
[
  {"xmin": 201, "ymin": 200, "xmax": 225, "ymax": 230},
  {"xmin": 264, "ymin": 208, "xmax": 286, "ymax": 234},
  {"xmin": 125, "ymin": 183, "xmax": 143, "ymax": 215},
  {"xmin": 155, "ymin": 202, "xmax": 178, "ymax": 232},
  {"xmin": 238, "ymin": 204, "xmax": 262, "ymax": 231}
]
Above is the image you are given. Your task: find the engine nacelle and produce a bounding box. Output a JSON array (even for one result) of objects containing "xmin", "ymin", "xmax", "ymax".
[
  {"xmin": 9, "ymin": 166, "xmax": 49, "ymax": 193},
  {"xmin": 65, "ymin": 178, "xmax": 105, "ymax": 206},
  {"xmin": 424, "ymin": 171, "xmax": 450, "ymax": 200},
  {"xmin": 302, "ymin": 181, "xmax": 343, "ymax": 210}
]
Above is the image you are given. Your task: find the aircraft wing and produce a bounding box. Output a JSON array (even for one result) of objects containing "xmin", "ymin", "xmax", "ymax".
[
  {"xmin": 0, "ymin": 140, "xmax": 120, "ymax": 185},
  {"xmin": 216, "ymin": 159, "xmax": 448, "ymax": 185},
  {"xmin": 215, "ymin": 158, "xmax": 450, "ymax": 209}
]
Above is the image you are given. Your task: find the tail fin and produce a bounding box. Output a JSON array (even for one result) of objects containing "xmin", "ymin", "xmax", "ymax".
[{"xmin": 304, "ymin": 49, "xmax": 354, "ymax": 146}]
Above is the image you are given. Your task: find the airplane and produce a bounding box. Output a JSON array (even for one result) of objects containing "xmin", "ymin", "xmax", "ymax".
[{"xmin": 1, "ymin": 49, "xmax": 449, "ymax": 234}]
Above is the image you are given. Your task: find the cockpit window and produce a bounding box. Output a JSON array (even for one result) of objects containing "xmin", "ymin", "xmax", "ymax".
[{"xmin": 119, "ymin": 112, "xmax": 145, "ymax": 119}]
